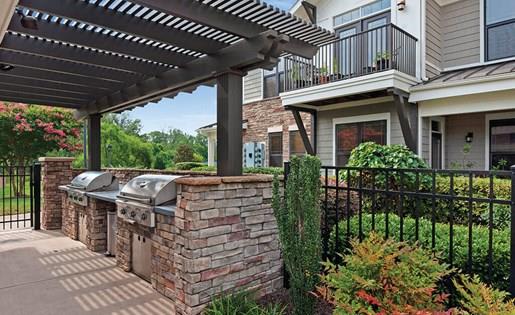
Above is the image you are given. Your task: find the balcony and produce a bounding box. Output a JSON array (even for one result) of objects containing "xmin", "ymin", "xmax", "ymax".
[{"xmin": 283, "ymin": 24, "xmax": 417, "ymax": 93}]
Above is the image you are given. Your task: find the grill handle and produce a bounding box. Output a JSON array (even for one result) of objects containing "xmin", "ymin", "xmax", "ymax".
[
  {"xmin": 68, "ymin": 185, "xmax": 86, "ymax": 190},
  {"xmin": 118, "ymin": 195, "xmax": 152, "ymax": 204}
]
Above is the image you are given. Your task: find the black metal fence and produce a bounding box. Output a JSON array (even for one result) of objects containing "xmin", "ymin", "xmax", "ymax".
[
  {"xmin": 0, "ymin": 163, "xmax": 41, "ymax": 230},
  {"xmin": 284, "ymin": 163, "xmax": 515, "ymax": 294},
  {"xmin": 284, "ymin": 24, "xmax": 417, "ymax": 92}
]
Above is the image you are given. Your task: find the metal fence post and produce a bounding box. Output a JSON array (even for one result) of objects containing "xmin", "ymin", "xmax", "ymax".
[
  {"xmin": 33, "ymin": 163, "xmax": 41, "ymax": 231},
  {"xmin": 283, "ymin": 162, "xmax": 290, "ymax": 188},
  {"xmin": 510, "ymin": 165, "xmax": 515, "ymax": 296}
]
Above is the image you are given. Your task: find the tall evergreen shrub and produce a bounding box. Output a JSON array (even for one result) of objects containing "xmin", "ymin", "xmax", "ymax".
[{"xmin": 272, "ymin": 155, "xmax": 322, "ymax": 315}]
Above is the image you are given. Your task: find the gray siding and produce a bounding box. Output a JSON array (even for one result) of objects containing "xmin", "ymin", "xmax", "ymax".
[
  {"xmin": 316, "ymin": 102, "xmax": 405, "ymax": 166},
  {"xmin": 445, "ymin": 113, "xmax": 485, "ymax": 170},
  {"xmin": 243, "ymin": 69, "xmax": 262, "ymax": 103},
  {"xmin": 421, "ymin": 117, "xmax": 430, "ymax": 163},
  {"xmin": 441, "ymin": 0, "xmax": 480, "ymax": 68},
  {"xmin": 426, "ymin": 0, "xmax": 442, "ymax": 77}
]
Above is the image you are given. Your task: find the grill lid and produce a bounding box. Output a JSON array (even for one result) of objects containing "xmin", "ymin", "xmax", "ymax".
[
  {"xmin": 69, "ymin": 171, "xmax": 115, "ymax": 192},
  {"xmin": 118, "ymin": 175, "xmax": 183, "ymax": 206}
]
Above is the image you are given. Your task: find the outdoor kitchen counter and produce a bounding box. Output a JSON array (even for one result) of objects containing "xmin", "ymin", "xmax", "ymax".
[
  {"xmin": 154, "ymin": 205, "xmax": 176, "ymax": 216},
  {"xmin": 86, "ymin": 190, "xmax": 121, "ymax": 203}
]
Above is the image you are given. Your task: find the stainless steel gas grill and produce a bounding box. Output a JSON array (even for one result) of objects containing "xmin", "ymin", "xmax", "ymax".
[
  {"xmin": 66, "ymin": 171, "xmax": 119, "ymax": 206},
  {"xmin": 116, "ymin": 175, "xmax": 183, "ymax": 228}
]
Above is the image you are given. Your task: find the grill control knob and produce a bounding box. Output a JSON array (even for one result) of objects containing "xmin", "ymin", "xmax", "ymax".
[
  {"xmin": 120, "ymin": 208, "xmax": 127, "ymax": 215},
  {"xmin": 130, "ymin": 211, "xmax": 136, "ymax": 218},
  {"xmin": 141, "ymin": 213, "xmax": 147, "ymax": 220}
]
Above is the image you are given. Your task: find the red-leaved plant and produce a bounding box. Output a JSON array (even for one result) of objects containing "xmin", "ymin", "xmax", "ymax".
[{"xmin": 315, "ymin": 233, "xmax": 456, "ymax": 315}]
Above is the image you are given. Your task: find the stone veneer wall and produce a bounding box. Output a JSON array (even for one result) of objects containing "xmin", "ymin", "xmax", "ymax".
[
  {"xmin": 173, "ymin": 175, "xmax": 282, "ymax": 314},
  {"xmin": 243, "ymin": 97, "xmax": 312, "ymax": 165},
  {"xmin": 115, "ymin": 175, "xmax": 283, "ymax": 315},
  {"xmin": 62, "ymin": 195, "xmax": 113, "ymax": 252},
  {"xmin": 39, "ymin": 157, "xmax": 75, "ymax": 230}
]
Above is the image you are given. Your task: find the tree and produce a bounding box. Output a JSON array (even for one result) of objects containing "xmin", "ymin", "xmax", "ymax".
[
  {"xmin": 103, "ymin": 113, "xmax": 143, "ymax": 137},
  {"xmin": 0, "ymin": 102, "xmax": 81, "ymax": 195},
  {"xmin": 101, "ymin": 121, "xmax": 153, "ymax": 168},
  {"xmin": 175, "ymin": 143, "xmax": 195, "ymax": 163}
]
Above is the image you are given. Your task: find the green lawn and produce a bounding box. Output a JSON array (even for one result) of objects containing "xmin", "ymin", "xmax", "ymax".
[{"xmin": 0, "ymin": 178, "xmax": 32, "ymax": 215}]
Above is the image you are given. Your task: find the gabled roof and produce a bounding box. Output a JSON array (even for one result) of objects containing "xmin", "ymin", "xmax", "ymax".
[{"xmin": 0, "ymin": 0, "xmax": 335, "ymax": 118}]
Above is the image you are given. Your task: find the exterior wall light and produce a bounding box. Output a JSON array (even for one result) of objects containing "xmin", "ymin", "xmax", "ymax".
[
  {"xmin": 465, "ymin": 132, "xmax": 474, "ymax": 143},
  {"xmin": 397, "ymin": 0, "xmax": 406, "ymax": 11},
  {"xmin": 0, "ymin": 64, "xmax": 14, "ymax": 72}
]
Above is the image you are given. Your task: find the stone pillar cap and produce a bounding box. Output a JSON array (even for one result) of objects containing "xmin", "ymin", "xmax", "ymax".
[{"xmin": 38, "ymin": 157, "xmax": 76, "ymax": 162}]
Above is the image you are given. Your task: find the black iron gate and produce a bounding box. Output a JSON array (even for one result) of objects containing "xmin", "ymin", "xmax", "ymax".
[{"xmin": 0, "ymin": 163, "xmax": 41, "ymax": 230}]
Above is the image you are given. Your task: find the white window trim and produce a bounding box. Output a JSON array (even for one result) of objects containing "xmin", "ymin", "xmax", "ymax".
[
  {"xmin": 484, "ymin": 111, "xmax": 515, "ymax": 170},
  {"xmin": 332, "ymin": 112, "xmax": 391, "ymax": 166},
  {"xmin": 288, "ymin": 124, "xmax": 299, "ymax": 131},
  {"xmin": 267, "ymin": 125, "xmax": 282, "ymax": 133},
  {"xmin": 428, "ymin": 117, "xmax": 446, "ymax": 169}
]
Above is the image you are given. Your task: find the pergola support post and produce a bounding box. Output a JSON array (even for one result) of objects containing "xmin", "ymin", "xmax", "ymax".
[
  {"xmin": 216, "ymin": 72, "xmax": 243, "ymax": 176},
  {"xmin": 87, "ymin": 113, "xmax": 101, "ymax": 171}
]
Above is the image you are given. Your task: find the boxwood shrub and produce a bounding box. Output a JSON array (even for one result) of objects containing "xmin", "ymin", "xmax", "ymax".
[{"xmin": 330, "ymin": 213, "xmax": 510, "ymax": 291}]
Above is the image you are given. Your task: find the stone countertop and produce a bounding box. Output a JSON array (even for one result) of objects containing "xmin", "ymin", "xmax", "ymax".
[
  {"xmin": 86, "ymin": 190, "xmax": 120, "ymax": 203},
  {"xmin": 154, "ymin": 205, "xmax": 176, "ymax": 217}
]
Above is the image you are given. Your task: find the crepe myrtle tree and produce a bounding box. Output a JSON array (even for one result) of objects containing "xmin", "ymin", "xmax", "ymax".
[{"xmin": 0, "ymin": 102, "xmax": 82, "ymax": 196}]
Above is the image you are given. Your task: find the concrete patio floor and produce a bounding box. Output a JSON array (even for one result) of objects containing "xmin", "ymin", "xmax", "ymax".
[{"xmin": 0, "ymin": 229, "xmax": 174, "ymax": 315}]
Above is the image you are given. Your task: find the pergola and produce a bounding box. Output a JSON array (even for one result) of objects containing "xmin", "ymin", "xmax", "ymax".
[{"xmin": 0, "ymin": 0, "xmax": 333, "ymax": 175}]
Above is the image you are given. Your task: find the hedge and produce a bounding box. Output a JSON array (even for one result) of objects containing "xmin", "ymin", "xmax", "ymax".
[{"xmin": 330, "ymin": 213, "xmax": 511, "ymax": 291}]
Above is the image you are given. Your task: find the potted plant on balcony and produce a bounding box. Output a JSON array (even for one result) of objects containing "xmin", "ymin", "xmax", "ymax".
[
  {"xmin": 318, "ymin": 66, "xmax": 329, "ymax": 84},
  {"xmin": 331, "ymin": 58, "xmax": 343, "ymax": 81},
  {"xmin": 374, "ymin": 51, "xmax": 391, "ymax": 70},
  {"xmin": 289, "ymin": 63, "xmax": 302, "ymax": 89}
]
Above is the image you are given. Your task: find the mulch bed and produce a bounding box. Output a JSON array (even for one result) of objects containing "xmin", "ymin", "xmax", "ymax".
[{"xmin": 258, "ymin": 288, "xmax": 333, "ymax": 315}]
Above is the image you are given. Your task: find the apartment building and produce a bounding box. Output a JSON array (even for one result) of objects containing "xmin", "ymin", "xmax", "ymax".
[{"xmin": 201, "ymin": 0, "xmax": 515, "ymax": 170}]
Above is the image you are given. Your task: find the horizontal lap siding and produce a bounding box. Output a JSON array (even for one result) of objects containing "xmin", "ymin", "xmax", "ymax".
[
  {"xmin": 421, "ymin": 117, "xmax": 430, "ymax": 163},
  {"xmin": 445, "ymin": 112, "xmax": 485, "ymax": 170},
  {"xmin": 243, "ymin": 69, "xmax": 262, "ymax": 103},
  {"xmin": 426, "ymin": 0, "xmax": 442, "ymax": 78},
  {"xmin": 441, "ymin": 0, "xmax": 480, "ymax": 68},
  {"xmin": 316, "ymin": 102, "xmax": 405, "ymax": 166}
]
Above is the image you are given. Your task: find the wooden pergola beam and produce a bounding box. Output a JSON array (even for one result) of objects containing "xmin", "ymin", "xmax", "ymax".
[
  {"xmin": 1, "ymin": 33, "xmax": 169, "ymax": 76},
  {"xmin": 131, "ymin": 0, "xmax": 319, "ymax": 59},
  {"xmin": 76, "ymin": 30, "xmax": 288, "ymax": 119},
  {"xmin": 8, "ymin": 17, "xmax": 196, "ymax": 67}
]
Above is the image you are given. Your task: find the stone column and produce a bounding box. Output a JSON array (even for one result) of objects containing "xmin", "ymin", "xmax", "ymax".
[
  {"xmin": 39, "ymin": 157, "xmax": 74, "ymax": 230},
  {"xmin": 172, "ymin": 175, "xmax": 283, "ymax": 315}
]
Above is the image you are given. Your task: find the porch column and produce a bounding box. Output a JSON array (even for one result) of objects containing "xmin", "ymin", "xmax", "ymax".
[
  {"xmin": 207, "ymin": 132, "xmax": 216, "ymax": 167},
  {"xmin": 216, "ymin": 72, "xmax": 243, "ymax": 176},
  {"xmin": 87, "ymin": 113, "xmax": 101, "ymax": 171}
]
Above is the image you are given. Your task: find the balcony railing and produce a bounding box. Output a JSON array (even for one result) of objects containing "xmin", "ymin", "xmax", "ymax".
[{"xmin": 284, "ymin": 24, "xmax": 417, "ymax": 92}]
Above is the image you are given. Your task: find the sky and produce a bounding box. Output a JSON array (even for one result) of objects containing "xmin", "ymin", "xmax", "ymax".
[{"xmin": 127, "ymin": 0, "xmax": 297, "ymax": 135}]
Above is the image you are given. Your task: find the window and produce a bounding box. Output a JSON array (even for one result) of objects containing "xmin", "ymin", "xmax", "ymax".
[
  {"xmin": 289, "ymin": 131, "xmax": 306, "ymax": 158},
  {"xmin": 268, "ymin": 132, "xmax": 283, "ymax": 167},
  {"xmin": 333, "ymin": 0, "xmax": 390, "ymax": 27},
  {"xmin": 489, "ymin": 119, "xmax": 515, "ymax": 169},
  {"xmin": 485, "ymin": 0, "xmax": 515, "ymax": 61},
  {"xmin": 263, "ymin": 58, "xmax": 285, "ymax": 98},
  {"xmin": 335, "ymin": 120, "xmax": 386, "ymax": 166}
]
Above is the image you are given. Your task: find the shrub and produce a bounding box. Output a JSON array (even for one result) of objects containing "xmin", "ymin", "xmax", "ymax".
[
  {"xmin": 330, "ymin": 214, "xmax": 511, "ymax": 291},
  {"xmin": 317, "ymin": 233, "xmax": 452, "ymax": 314},
  {"xmin": 173, "ymin": 162, "xmax": 205, "ymax": 170},
  {"xmin": 190, "ymin": 165, "xmax": 216, "ymax": 172},
  {"xmin": 453, "ymin": 274, "xmax": 515, "ymax": 315},
  {"xmin": 343, "ymin": 142, "xmax": 430, "ymax": 189},
  {"xmin": 244, "ymin": 167, "xmax": 283, "ymax": 175},
  {"xmin": 205, "ymin": 291, "xmax": 285, "ymax": 315},
  {"xmin": 272, "ymin": 155, "xmax": 322, "ymax": 315},
  {"xmin": 434, "ymin": 176, "xmax": 511, "ymax": 229}
]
